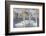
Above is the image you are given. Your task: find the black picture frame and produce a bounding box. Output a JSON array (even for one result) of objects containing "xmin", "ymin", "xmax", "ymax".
[{"xmin": 5, "ymin": 1, "xmax": 45, "ymax": 35}]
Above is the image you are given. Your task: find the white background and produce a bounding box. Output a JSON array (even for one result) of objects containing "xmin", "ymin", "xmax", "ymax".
[
  {"xmin": 10, "ymin": 5, "xmax": 42, "ymax": 32},
  {"xmin": 0, "ymin": 0, "xmax": 46, "ymax": 36}
]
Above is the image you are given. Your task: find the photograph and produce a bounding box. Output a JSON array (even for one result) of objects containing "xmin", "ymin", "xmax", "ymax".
[
  {"xmin": 5, "ymin": 1, "xmax": 45, "ymax": 35},
  {"xmin": 13, "ymin": 8, "xmax": 39, "ymax": 28}
]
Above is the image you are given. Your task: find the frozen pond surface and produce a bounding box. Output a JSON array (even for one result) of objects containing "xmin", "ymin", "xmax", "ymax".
[
  {"xmin": 15, "ymin": 20, "xmax": 37, "ymax": 28},
  {"xmin": 13, "ymin": 18, "xmax": 39, "ymax": 28}
]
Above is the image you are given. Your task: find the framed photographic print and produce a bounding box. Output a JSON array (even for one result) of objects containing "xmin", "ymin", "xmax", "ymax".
[{"xmin": 5, "ymin": 1, "xmax": 45, "ymax": 35}]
